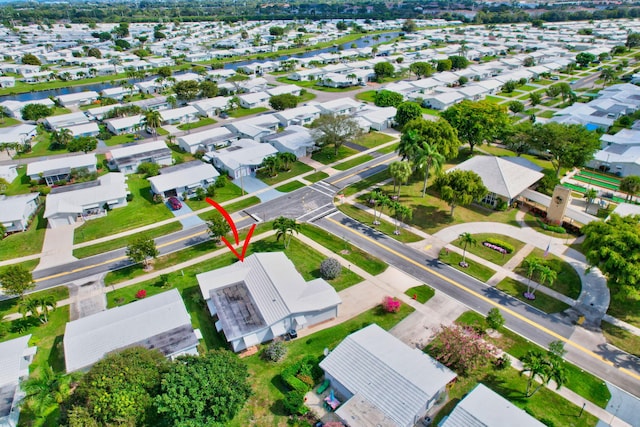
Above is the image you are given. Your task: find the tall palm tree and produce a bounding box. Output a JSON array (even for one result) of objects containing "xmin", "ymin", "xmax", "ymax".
[
  {"xmin": 532, "ymin": 265, "xmax": 557, "ymax": 297},
  {"xmin": 521, "ymin": 350, "xmax": 549, "ymax": 397},
  {"xmin": 22, "ymin": 366, "xmax": 76, "ymax": 420},
  {"xmin": 414, "ymin": 143, "xmax": 445, "ymax": 197},
  {"xmin": 458, "ymin": 232, "xmax": 476, "ymax": 264},
  {"xmin": 584, "ymin": 188, "xmax": 598, "ymax": 212},
  {"xmin": 523, "ymin": 257, "xmax": 542, "ymax": 297},
  {"xmin": 273, "ymin": 216, "xmax": 299, "ymax": 249},
  {"xmin": 388, "ymin": 161, "xmax": 412, "ymax": 199},
  {"xmin": 261, "ymin": 155, "xmax": 280, "ymax": 177},
  {"xmin": 369, "ymin": 190, "xmax": 381, "ymax": 224},
  {"xmin": 600, "ymin": 67, "xmax": 615, "ymax": 88},
  {"xmin": 141, "ymin": 110, "xmax": 162, "ymax": 139},
  {"xmin": 18, "ymin": 298, "xmax": 39, "ymax": 320},
  {"xmin": 34, "ymin": 295, "xmax": 56, "ymax": 324},
  {"xmin": 393, "ymin": 203, "xmax": 412, "ymax": 235},
  {"xmin": 277, "ymin": 152, "xmax": 296, "ymax": 172},
  {"xmin": 376, "ymin": 193, "xmax": 392, "ymax": 225}
]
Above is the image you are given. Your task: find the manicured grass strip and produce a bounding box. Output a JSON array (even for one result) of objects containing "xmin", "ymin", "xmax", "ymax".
[
  {"xmin": 564, "ymin": 182, "xmax": 587, "ymax": 193},
  {"xmin": 601, "ymin": 321, "xmax": 640, "ymax": 358},
  {"xmin": 337, "ymin": 204, "xmax": 422, "ymax": 243},
  {"xmin": 333, "ymin": 154, "xmax": 374, "ymax": 171},
  {"xmin": 304, "ymin": 171, "xmax": 329, "ymax": 183},
  {"xmin": 176, "ymin": 117, "xmax": 216, "ymax": 131},
  {"xmin": 377, "ymin": 142, "xmax": 400, "ymax": 154},
  {"xmin": 539, "ymin": 110, "xmax": 555, "ymax": 118},
  {"xmin": 355, "ymin": 132, "xmax": 394, "ymax": 149},
  {"xmin": 72, "ymin": 222, "xmax": 183, "ymax": 259},
  {"xmin": 456, "ymin": 311, "xmax": 610, "ymax": 409},
  {"xmin": 228, "ymin": 107, "xmax": 268, "ymax": 118},
  {"xmin": 0, "ymin": 260, "xmax": 39, "ymax": 277},
  {"xmin": 517, "ymin": 247, "xmax": 581, "ymax": 299},
  {"xmin": 578, "ymin": 170, "xmax": 621, "ymax": 184},
  {"xmin": 341, "ymin": 169, "xmax": 391, "ymax": 197},
  {"xmin": 257, "ymin": 161, "xmax": 313, "ymax": 186},
  {"xmin": 438, "ymin": 249, "xmax": 495, "ymax": 283},
  {"xmin": 0, "ymin": 207, "xmax": 47, "ymax": 261},
  {"xmin": 184, "ymin": 182, "xmax": 245, "ymax": 211},
  {"xmin": 573, "ymin": 175, "xmax": 619, "ymax": 191},
  {"xmin": 451, "ymin": 233, "xmax": 525, "ymax": 266},
  {"xmin": 199, "ymin": 196, "xmax": 261, "ymax": 220},
  {"xmin": 311, "ymin": 145, "xmax": 359, "ymax": 165},
  {"xmin": 0, "ymin": 285, "xmax": 69, "ymax": 318},
  {"xmin": 404, "ymin": 285, "xmax": 435, "ymax": 303},
  {"xmin": 496, "ymin": 277, "xmax": 571, "ymax": 314},
  {"xmin": 274, "ymin": 180, "xmax": 305, "ymax": 192},
  {"xmin": 299, "ymin": 223, "xmax": 388, "ymax": 275},
  {"xmin": 355, "ymin": 90, "xmax": 376, "ymax": 103}
]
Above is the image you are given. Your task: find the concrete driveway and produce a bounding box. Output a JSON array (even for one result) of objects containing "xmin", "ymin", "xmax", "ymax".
[{"xmin": 167, "ymin": 201, "xmax": 205, "ymax": 229}]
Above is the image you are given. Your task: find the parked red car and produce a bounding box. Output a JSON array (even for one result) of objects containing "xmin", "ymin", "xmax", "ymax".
[{"xmin": 167, "ymin": 196, "xmax": 182, "ymax": 210}]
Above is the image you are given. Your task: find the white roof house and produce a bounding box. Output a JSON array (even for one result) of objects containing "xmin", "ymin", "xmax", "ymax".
[
  {"xmin": 190, "ymin": 96, "xmax": 231, "ymax": 117},
  {"xmin": 104, "ymin": 114, "xmax": 143, "ymax": 135},
  {"xmin": 238, "ymin": 91, "xmax": 271, "ymax": 109},
  {"xmin": 262, "ymin": 125, "xmax": 315, "ymax": 158},
  {"xmin": 450, "ymin": 155, "xmax": 544, "ymax": 205},
  {"xmin": 177, "ymin": 127, "xmax": 238, "ymax": 154},
  {"xmin": 197, "ymin": 252, "xmax": 341, "ymax": 352},
  {"xmin": 320, "ymin": 324, "xmax": 457, "ymax": 427},
  {"xmin": 266, "ymin": 84, "xmax": 301, "ymax": 97},
  {"xmin": 441, "ymin": 384, "xmax": 545, "ymax": 427},
  {"xmin": 0, "ymin": 164, "xmax": 18, "ymax": 183},
  {"xmin": 273, "ymin": 105, "xmax": 322, "ymax": 127},
  {"xmin": 0, "ymin": 335, "xmax": 36, "ymax": 427},
  {"xmin": 26, "ymin": 153, "xmax": 97, "ymax": 186},
  {"xmin": 424, "ymin": 90, "xmax": 465, "ymax": 110},
  {"xmin": 354, "ymin": 106, "xmax": 397, "ymax": 131},
  {"xmin": 56, "ymin": 91, "xmax": 99, "ymax": 107},
  {"xmin": 159, "ymin": 105, "xmax": 199, "ymax": 125},
  {"xmin": 224, "ymin": 114, "xmax": 280, "ymax": 141},
  {"xmin": 43, "ymin": 112, "xmax": 90, "ymax": 130},
  {"xmin": 207, "ymin": 138, "xmax": 278, "ymax": 179},
  {"xmin": 0, "ymin": 124, "xmax": 37, "ymax": 144},
  {"xmin": 0, "ymin": 193, "xmax": 39, "ymax": 233},
  {"xmin": 148, "ymin": 161, "xmax": 219, "ymax": 199},
  {"xmin": 63, "ymin": 289, "xmax": 200, "ymax": 373},
  {"xmin": 44, "ymin": 173, "xmax": 129, "ymax": 228},
  {"xmin": 66, "ymin": 122, "xmax": 100, "ymax": 138},
  {"xmin": 316, "ymin": 97, "xmax": 364, "ymax": 115},
  {"xmin": 106, "ymin": 140, "xmax": 173, "ymax": 174}
]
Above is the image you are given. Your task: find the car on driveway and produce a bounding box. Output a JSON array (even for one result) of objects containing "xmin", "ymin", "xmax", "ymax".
[{"xmin": 167, "ymin": 196, "xmax": 182, "ymax": 210}]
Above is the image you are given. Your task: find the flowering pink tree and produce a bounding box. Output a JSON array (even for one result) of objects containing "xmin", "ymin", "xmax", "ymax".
[
  {"xmin": 135, "ymin": 289, "xmax": 147, "ymax": 299},
  {"xmin": 429, "ymin": 324, "xmax": 497, "ymax": 375},
  {"xmin": 382, "ymin": 296, "xmax": 401, "ymax": 313}
]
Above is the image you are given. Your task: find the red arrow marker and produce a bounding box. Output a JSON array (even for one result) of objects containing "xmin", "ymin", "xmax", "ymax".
[{"xmin": 205, "ymin": 197, "xmax": 254, "ymax": 262}]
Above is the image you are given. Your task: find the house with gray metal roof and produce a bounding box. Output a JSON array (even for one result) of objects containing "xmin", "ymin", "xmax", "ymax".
[
  {"xmin": 0, "ymin": 335, "xmax": 36, "ymax": 427},
  {"xmin": 63, "ymin": 289, "xmax": 200, "ymax": 373},
  {"xmin": 440, "ymin": 384, "xmax": 545, "ymax": 427},
  {"xmin": 196, "ymin": 252, "xmax": 341, "ymax": 353},
  {"xmin": 0, "ymin": 193, "xmax": 39, "ymax": 234},
  {"xmin": 206, "ymin": 138, "xmax": 278, "ymax": 179},
  {"xmin": 319, "ymin": 324, "xmax": 456, "ymax": 427},
  {"xmin": 26, "ymin": 153, "xmax": 97, "ymax": 186},
  {"xmin": 106, "ymin": 140, "xmax": 173, "ymax": 174},
  {"xmin": 148, "ymin": 161, "xmax": 219, "ymax": 199},
  {"xmin": 262, "ymin": 125, "xmax": 315, "ymax": 158},
  {"xmin": 449, "ymin": 155, "xmax": 544, "ymax": 208}
]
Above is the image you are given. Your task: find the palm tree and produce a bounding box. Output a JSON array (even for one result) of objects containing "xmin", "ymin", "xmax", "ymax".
[
  {"xmin": 393, "ymin": 203, "xmax": 412, "ymax": 235},
  {"xmin": 141, "ymin": 110, "xmax": 162, "ymax": 139},
  {"xmin": 523, "ymin": 257, "xmax": 542, "ymax": 298},
  {"xmin": 388, "ymin": 161, "xmax": 412, "ymax": 199},
  {"xmin": 109, "ymin": 56, "xmax": 122, "ymax": 74},
  {"xmin": 521, "ymin": 350, "xmax": 566, "ymax": 397},
  {"xmin": 261, "ymin": 155, "xmax": 280, "ymax": 177},
  {"xmin": 376, "ymin": 193, "xmax": 392, "ymax": 225},
  {"xmin": 277, "ymin": 152, "xmax": 296, "ymax": 171},
  {"xmin": 531, "ymin": 265, "xmax": 557, "ymax": 298},
  {"xmin": 398, "ymin": 129, "xmax": 421, "ymax": 161},
  {"xmin": 165, "ymin": 134, "xmax": 176, "ymax": 146},
  {"xmin": 18, "ymin": 298, "xmax": 39, "ymax": 320},
  {"xmin": 414, "ymin": 143, "xmax": 445, "ymax": 197},
  {"xmin": 369, "ymin": 190, "xmax": 381, "ymax": 224},
  {"xmin": 458, "ymin": 232, "xmax": 476, "ymax": 264},
  {"xmin": 584, "ymin": 188, "xmax": 598, "ymax": 212},
  {"xmin": 166, "ymin": 95, "xmax": 178, "ymax": 109},
  {"xmin": 600, "ymin": 67, "xmax": 615, "ymax": 88},
  {"xmin": 273, "ymin": 216, "xmax": 299, "ymax": 249},
  {"xmin": 34, "ymin": 295, "xmax": 56, "ymax": 324},
  {"xmin": 22, "ymin": 366, "xmax": 75, "ymax": 420}
]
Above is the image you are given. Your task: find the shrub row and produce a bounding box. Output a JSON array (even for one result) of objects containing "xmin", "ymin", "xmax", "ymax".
[
  {"xmin": 536, "ymin": 218, "xmax": 566, "ymax": 234},
  {"xmin": 281, "ymin": 355, "xmax": 322, "ymax": 394},
  {"xmin": 483, "ymin": 237, "xmax": 514, "ymax": 254}
]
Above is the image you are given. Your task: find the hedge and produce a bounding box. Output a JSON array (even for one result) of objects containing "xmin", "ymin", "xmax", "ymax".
[
  {"xmin": 536, "ymin": 218, "xmax": 566, "ymax": 234},
  {"xmin": 281, "ymin": 355, "xmax": 323, "ymax": 393},
  {"xmin": 483, "ymin": 237, "xmax": 514, "ymax": 254}
]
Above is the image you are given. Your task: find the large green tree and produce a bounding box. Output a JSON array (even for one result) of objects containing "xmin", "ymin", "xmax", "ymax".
[
  {"xmin": 311, "ymin": 113, "xmax": 362, "ymax": 156},
  {"xmin": 400, "ymin": 118, "xmax": 461, "ymax": 161},
  {"xmin": 126, "ymin": 237, "xmax": 159, "ymax": 268},
  {"xmin": 434, "ymin": 170, "xmax": 488, "ymax": 216},
  {"xmin": 394, "ymin": 102, "xmax": 422, "ymax": 128},
  {"xmin": 528, "ymin": 122, "xmax": 601, "ymax": 177},
  {"xmin": 154, "ymin": 350, "xmax": 252, "ymax": 426},
  {"xmin": 173, "ymin": 80, "xmax": 200, "ymax": 101},
  {"xmin": 620, "ymin": 175, "xmax": 640, "ymax": 202},
  {"xmin": 0, "ymin": 264, "xmax": 35, "ymax": 299},
  {"xmin": 65, "ymin": 347, "xmax": 167, "ymax": 426},
  {"xmin": 373, "ymin": 62, "xmax": 395, "ymax": 81},
  {"xmin": 582, "ymin": 214, "xmax": 640, "ymax": 298},
  {"xmin": 67, "ymin": 136, "xmax": 97, "ymax": 153},
  {"xmin": 21, "ymin": 103, "xmax": 53, "ymax": 121},
  {"xmin": 269, "ymin": 93, "xmax": 298, "ymax": 110},
  {"xmin": 409, "ymin": 62, "xmax": 434, "ymax": 79},
  {"xmin": 207, "ymin": 211, "xmax": 231, "ymax": 244},
  {"xmin": 21, "ymin": 53, "xmax": 41, "ymax": 66},
  {"xmin": 374, "ymin": 90, "xmax": 404, "ymax": 107},
  {"xmin": 441, "ymin": 100, "xmax": 509, "ymax": 154}
]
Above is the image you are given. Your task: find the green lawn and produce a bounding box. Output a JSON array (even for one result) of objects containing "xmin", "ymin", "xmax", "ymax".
[
  {"xmin": 4, "ymin": 165, "xmax": 31, "ymax": 196},
  {"xmin": 0, "ymin": 117, "xmax": 21, "ymax": 128},
  {"xmin": 0, "ymin": 286, "xmax": 69, "ymax": 318},
  {"xmin": 539, "ymin": 110, "xmax": 556, "ymax": 119},
  {"xmin": 176, "ymin": 117, "xmax": 216, "ymax": 131},
  {"xmin": 333, "ymin": 154, "xmax": 374, "ymax": 171},
  {"xmin": 405, "ymin": 285, "xmax": 435, "ymax": 303},
  {"xmin": 0, "ymin": 259, "xmax": 39, "ymax": 276},
  {"xmin": 275, "ymin": 77, "xmax": 316, "ymax": 88},
  {"xmin": 338, "ymin": 203, "xmax": 423, "ymax": 244},
  {"xmin": 311, "ymin": 145, "xmax": 359, "ymax": 164},
  {"xmin": 0, "ymin": 206, "xmax": 47, "ymax": 261},
  {"xmin": 51, "ymin": 107, "xmax": 72, "ymax": 116},
  {"xmin": 355, "ymin": 90, "xmax": 376, "ymax": 103},
  {"xmin": 274, "ymin": 180, "xmax": 305, "ymax": 192},
  {"xmin": 451, "ymin": 233, "xmax": 525, "ymax": 266},
  {"xmin": 601, "ymin": 321, "xmax": 640, "ymax": 357},
  {"xmin": 15, "ymin": 129, "xmax": 68, "ymax": 159},
  {"xmin": 303, "ymin": 171, "xmax": 329, "ymax": 183},
  {"xmin": 496, "ymin": 277, "xmax": 571, "ymax": 314},
  {"xmin": 299, "ymin": 223, "xmax": 388, "ymax": 275},
  {"xmin": 102, "ymin": 133, "xmax": 137, "ymax": 147},
  {"xmin": 438, "ymin": 249, "xmax": 496, "ymax": 282},
  {"xmin": 72, "ymin": 222, "xmax": 183, "ymax": 259},
  {"xmin": 341, "ymin": 169, "xmax": 391, "ymax": 197},
  {"xmin": 298, "ymin": 91, "xmax": 316, "ymax": 103},
  {"xmin": 228, "ymin": 107, "xmax": 269, "ymax": 118},
  {"xmin": 456, "ymin": 311, "xmax": 610, "ymax": 409},
  {"xmin": 230, "ymin": 304, "xmax": 415, "ymax": 426},
  {"xmin": 354, "ymin": 131, "xmax": 395, "ymax": 149},
  {"xmin": 421, "ymin": 107, "xmax": 441, "ymax": 116},
  {"xmin": 607, "ymin": 294, "xmax": 640, "ymax": 329},
  {"xmin": 184, "ymin": 181, "xmax": 245, "ymax": 211},
  {"xmin": 73, "ymin": 174, "xmax": 174, "ymax": 244},
  {"xmin": 516, "ymin": 248, "xmax": 582, "ymax": 299},
  {"xmin": 256, "ymin": 161, "xmax": 314, "ymax": 186},
  {"xmin": 484, "ymin": 95, "xmax": 505, "ymax": 104},
  {"xmin": 377, "ymin": 142, "xmax": 400, "ymax": 154},
  {"xmin": 198, "ymin": 196, "xmax": 261, "ymax": 221}
]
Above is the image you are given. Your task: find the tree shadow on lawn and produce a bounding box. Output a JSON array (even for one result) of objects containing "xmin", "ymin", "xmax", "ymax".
[
  {"xmin": 482, "ymin": 373, "xmax": 527, "ymax": 403},
  {"xmin": 137, "ymin": 182, "xmax": 155, "ymax": 204},
  {"xmin": 48, "ymin": 335, "xmax": 66, "ymax": 373},
  {"xmin": 410, "ymin": 204, "xmax": 454, "ymax": 230}
]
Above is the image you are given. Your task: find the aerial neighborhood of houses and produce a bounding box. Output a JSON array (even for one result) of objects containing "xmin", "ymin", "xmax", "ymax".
[{"xmin": 1, "ymin": 11, "xmax": 640, "ymax": 427}]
